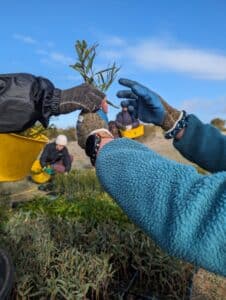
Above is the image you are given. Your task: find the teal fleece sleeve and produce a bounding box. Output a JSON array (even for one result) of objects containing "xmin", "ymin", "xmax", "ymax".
[
  {"xmin": 174, "ymin": 114, "xmax": 226, "ymax": 173},
  {"xmin": 96, "ymin": 138, "xmax": 226, "ymax": 277}
]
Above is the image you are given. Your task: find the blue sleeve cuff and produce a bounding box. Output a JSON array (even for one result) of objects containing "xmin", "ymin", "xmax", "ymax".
[{"xmin": 173, "ymin": 114, "xmax": 226, "ymax": 172}]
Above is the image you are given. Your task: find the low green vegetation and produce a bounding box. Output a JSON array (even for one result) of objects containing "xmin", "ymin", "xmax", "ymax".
[{"xmin": 0, "ymin": 170, "xmax": 194, "ymax": 299}]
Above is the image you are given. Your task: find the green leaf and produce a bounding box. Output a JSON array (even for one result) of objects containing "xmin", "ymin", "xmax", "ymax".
[
  {"xmin": 71, "ymin": 39, "xmax": 120, "ymax": 91},
  {"xmin": 86, "ymin": 52, "xmax": 96, "ymax": 74}
]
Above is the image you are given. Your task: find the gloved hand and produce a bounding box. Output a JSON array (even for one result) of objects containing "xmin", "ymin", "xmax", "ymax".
[
  {"xmin": 59, "ymin": 84, "xmax": 106, "ymax": 115},
  {"xmin": 126, "ymin": 125, "xmax": 132, "ymax": 130},
  {"xmin": 43, "ymin": 167, "xmax": 55, "ymax": 175},
  {"xmin": 117, "ymin": 78, "xmax": 165, "ymax": 125},
  {"xmin": 117, "ymin": 78, "xmax": 181, "ymax": 131}
]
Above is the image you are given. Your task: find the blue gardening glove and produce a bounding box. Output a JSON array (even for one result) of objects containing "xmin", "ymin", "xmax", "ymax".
[
  {"xmin": 43, "ymin": 167, "xmax": 54, "ymax": 175},
  {"xmin": 117, "ymin": 78, "xmax": 165, "ymax": 125}
]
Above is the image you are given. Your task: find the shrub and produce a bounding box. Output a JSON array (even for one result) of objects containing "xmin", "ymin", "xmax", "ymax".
[
  {"xmin": 53, "ymin": 169, "xmax": 102, "ymax": 200},
  {"xmin": 0, "ymin": 170, "xmax": 194, "ymax": 299},
  {"xmin": 1, "ymin": 212, "xmax": 193, "ymax": 299}
]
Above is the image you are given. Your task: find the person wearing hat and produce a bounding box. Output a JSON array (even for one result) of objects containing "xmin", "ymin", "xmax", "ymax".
[
  {"xmin": 31, "ymin": 134, "xmax": 72, "ymax": 187},
  {"xmin": 40, "ymin": 134, "xmax": 72, "ymax": 175},
  {"xmin": 115, "ymin": 100, "xmax": 140, "ymax": 131},
  {"xmin": 83, "ymin": 78, "xmax": 226, "ymax": 278}
]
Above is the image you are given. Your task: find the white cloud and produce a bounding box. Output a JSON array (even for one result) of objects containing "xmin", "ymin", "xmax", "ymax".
[
  {"xmin": 104, "ymin": 36, "xmax": 127, "ymax": 47},
  {"xmin": 35, "ymin": 48, "xmax": 74, "ymax": 66},
  {"xmin": 180, "ymin": 96, "xmax": 226, "ymax": 116},
  {"xmin": 49, "ymin": 52, "xmax": 74, "ymax": 65},
  {"xmin": 13, "ymin": 32, "xmax": 226, "ymax": 81},
  {"xmin": 13, "ymin": 34, "xmax": 37, "ymax": 45},
  {"xmin": 98, "ymin": 36, "xmax": 226, "ymax": 80},
  {"xmin": 13, "ymin": 34, "xmax": 74, "ymax": 67},
  {"xmin": 127, "ymin": 40, "xmax": 226, "ymax": 80}
]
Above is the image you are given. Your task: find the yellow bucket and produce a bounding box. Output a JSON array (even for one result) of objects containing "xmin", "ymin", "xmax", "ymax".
[
  {"xmin": 31, "ymin": 160, "xmax": 51, "ymax": 184},
  {"xmin": 120, "ymin": 125, "xmax": 144, "ymax": 139},
  {"xmin": 0, "ymin": 133, "xmax": 48, "ymax": 182}
]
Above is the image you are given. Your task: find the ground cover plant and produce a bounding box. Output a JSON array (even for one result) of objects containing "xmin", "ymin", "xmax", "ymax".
[{"xmin": 0, "ymin": 170, "xmax": 200, "ymax": 299}]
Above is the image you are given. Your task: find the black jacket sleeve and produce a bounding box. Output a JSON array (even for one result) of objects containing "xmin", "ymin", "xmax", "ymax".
[
  {"xmin": 0, "ymin": 73, "xmax": 60, "ymax": 133},
  {"xmin": 40, "ymin": 143, "xmax": 51, "ymax": 168}
]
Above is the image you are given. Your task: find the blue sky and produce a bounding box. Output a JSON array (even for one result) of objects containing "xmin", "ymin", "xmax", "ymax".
[{"xmin": 1, "ymin": 0, "xmax": 226, "ymax": 128}]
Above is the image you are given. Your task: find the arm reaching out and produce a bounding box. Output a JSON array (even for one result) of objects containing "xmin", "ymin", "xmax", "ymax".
[
  {"xmin": 117, "ymin": 78, "xmax": 226, "ymax": 172},
  {"xmin": 0, "ymin": 73, "xmax": 105, "ymax": 133},
  {"xmin": 96, "ymin": 138, "xmax": 226, "ymax": 277},
  {"xmin": 174, "ymin": 114, "xmax": 226, "ymax": 172}
]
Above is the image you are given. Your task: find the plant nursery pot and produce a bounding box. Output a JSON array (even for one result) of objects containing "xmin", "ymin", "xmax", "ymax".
[
  {"xmin": 31, "ymin": 160, "xmax": 51, "ymax": 184},
  {"xmin": 120, "ymin": 124, "xmax": 144, "ymax": 139}
]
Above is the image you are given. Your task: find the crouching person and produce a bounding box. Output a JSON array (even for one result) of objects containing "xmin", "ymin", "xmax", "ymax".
[
  {"xmin": 115, "ymin": 100, "xmax": 140, "ymax": 131},
  {"xmin": 31, "ymin": 134, "xmax": 73, "ymax": 185}
]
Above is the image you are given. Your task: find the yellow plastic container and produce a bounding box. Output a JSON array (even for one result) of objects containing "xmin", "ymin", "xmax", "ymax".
[
  {"xmin": 0, "ymin": 133, "xmax": 48, "ymax": 182},
  {"xmin": 120, "ymin": 124, "xmax": 144, "ymax": 139},
  {"xmin": 31, "ymin": 160, "xmax": 51, "ymax": 184}
]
